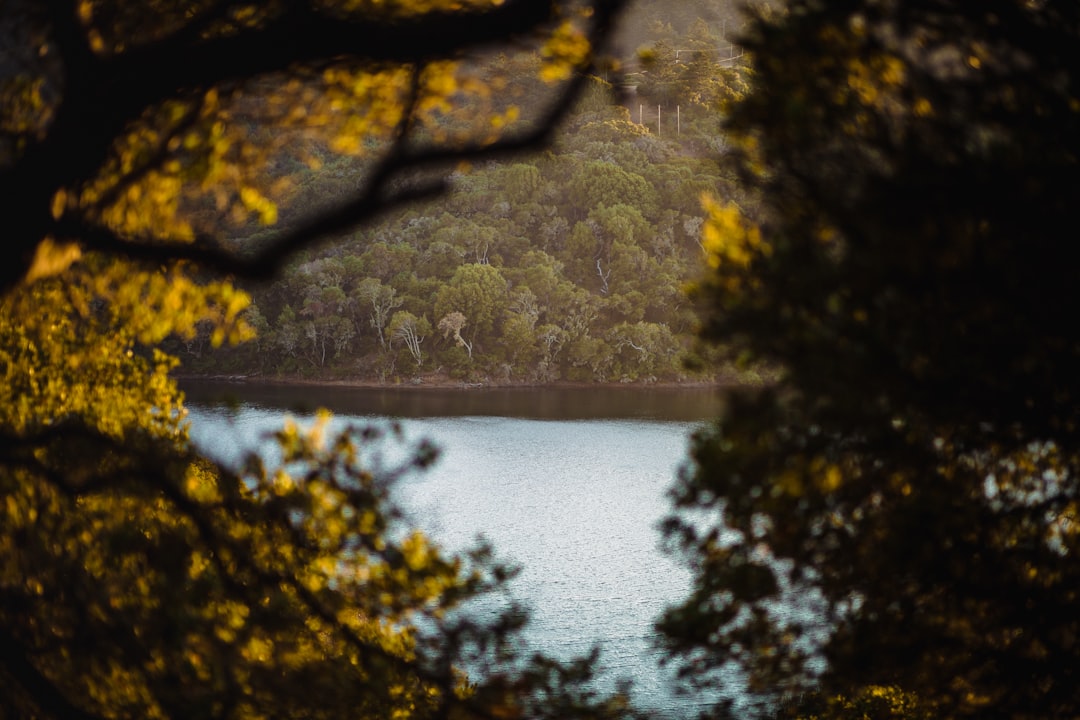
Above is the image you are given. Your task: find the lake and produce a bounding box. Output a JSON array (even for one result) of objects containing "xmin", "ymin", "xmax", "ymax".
[{"xmin": 181, "ymin": 380, "xmax": 725, "ymax": 717}]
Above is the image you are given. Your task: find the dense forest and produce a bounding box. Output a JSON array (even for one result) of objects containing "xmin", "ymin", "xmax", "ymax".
[
  {"xmin": 169, "ymin": 7, "xmax": 753, "ymax": 384},
  {"xmin": 6, "ymin": 0, "xmax": 1080, "ymax": 719}
]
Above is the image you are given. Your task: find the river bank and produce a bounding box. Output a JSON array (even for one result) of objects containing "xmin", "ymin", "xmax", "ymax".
[
  {"xmin": 172, "ymin": 368, "xmax": 755, "ymax": 392},
  {"xmin": 177, "ymin": 375, "xmax": 732, "ymax": 421}
]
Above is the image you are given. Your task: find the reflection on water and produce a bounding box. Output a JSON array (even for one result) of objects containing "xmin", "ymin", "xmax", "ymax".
[
  {"xmin": 179, "ymin": 379, "xmax": 724, "ymax": 421},
  {"xmin": 183, "ymin": 382, "xmax": 724, "ymax": 717}
]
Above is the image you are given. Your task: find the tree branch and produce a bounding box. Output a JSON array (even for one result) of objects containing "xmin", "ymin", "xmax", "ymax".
[
  {"xmin": 3, "ymin": 0, "xmax": 629, "ymax": 291},
  {"xmin": 45, "ymin": 0, "xmax": 627, "ymax": 283}
]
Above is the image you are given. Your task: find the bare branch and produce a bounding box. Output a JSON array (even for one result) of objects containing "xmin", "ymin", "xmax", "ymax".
[{"xmin": 107, "ymin": 0, "xmax": 557, "ymax": 98}]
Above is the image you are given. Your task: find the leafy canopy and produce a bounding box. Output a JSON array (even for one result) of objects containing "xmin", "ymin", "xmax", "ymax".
[
  {"xmin": 661, "ymin": 1, "xmax": 1080, "ymax": 719},
  {"xmin": 1, "ymin": 0, "xmax": 645, "ymax": 718}
]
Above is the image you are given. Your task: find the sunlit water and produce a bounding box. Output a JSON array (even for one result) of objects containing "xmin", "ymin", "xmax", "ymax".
[{"xmin": 184, "ymin": 384, "xmax": 724, "ymax": 717}]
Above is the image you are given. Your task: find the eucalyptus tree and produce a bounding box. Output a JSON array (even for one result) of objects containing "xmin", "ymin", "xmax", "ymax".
[
  {"xmin": 433, "ymin": 263, "xmax": 509, "ymax": 360},
  {"xmin": 388, "ymin": 310, "xmax": 431, "ymax": 368},
  {"xmin": 354, "ymin": 277, "xmax": 403, "ymax": 349}
]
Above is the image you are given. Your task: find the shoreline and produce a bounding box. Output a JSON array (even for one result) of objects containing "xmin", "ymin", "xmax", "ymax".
[
  {"xmin": 176, "ymin": 372, "xmax": 735, "ymax": 421},
  {"xmin": 172, "ymin": 372, "xmax": 746, "ymax": 392}
]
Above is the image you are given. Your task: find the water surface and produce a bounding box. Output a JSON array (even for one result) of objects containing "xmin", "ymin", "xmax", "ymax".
[{"xmin": 183, "ymin": 381, "xmax": 723, "ymax": 716}]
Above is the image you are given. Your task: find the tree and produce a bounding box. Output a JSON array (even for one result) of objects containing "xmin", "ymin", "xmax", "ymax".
[
  {"xmin": 438, "ymin": 310, "xmax": 474, "ymax": 359},
  {"xmin": 355, "ymin": 277, "xmax": 403, "ymax": 349},
  {"xmin": 273, "ymin": 304, "xmax": 305, "ymax": 365},
  {"xmin": 489, "ymin": 162, "xmax": 543, "ymax": 206},
  {"xmin": 500, "ymin": 311, "xmax": 541, "ymax": 379},
  {"xmin": 301, "ymin": 284, "xmax": 354, "ymax": 366},
  {"xmin": 433, "ymin": 263, "xmax": 509, "ymax": 355},
  {"xmin": 535, "ymin": 322, "xmax": 568, "ymax": 381},
  {"xmin": 388, "ymin": 310, "xmax": 431, "ymax": 368},
  {"xmin": 661, "ymin": 2, "xmax": 1080, "ymax": 718},
  {"xmin": 562, "ymin": 160, "xmax": 657, "ymax": 223},
  {"xmin": 1, "ymin": 0, "xmax": 628, "ymax": 292},
  {"xmin": 1, "ymin": 0, "xmax": 643, "ymax": 717},
  {"xmin": 606, "ymin": 321, "xmax": 678, "ymax": 381}
]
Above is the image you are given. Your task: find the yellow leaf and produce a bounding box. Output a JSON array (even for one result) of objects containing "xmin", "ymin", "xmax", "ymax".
[
  {"xmin": 25, "ymin": 238, "xmax": 81, "ymax": 284},
  {"xmin": 51, "ymin": 189, "xmax": 67, "ymax": 220}
]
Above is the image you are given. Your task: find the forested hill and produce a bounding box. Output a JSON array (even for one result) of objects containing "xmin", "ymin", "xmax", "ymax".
[{"xmin": 174, "ymin": 5, "xmax": 752, "ymax": 385}]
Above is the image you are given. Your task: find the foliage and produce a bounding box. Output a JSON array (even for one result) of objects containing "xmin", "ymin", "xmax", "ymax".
[
  {"xmin": 774, "ymin": 685, "xmax": 935, "ymax": 720},
  {"xmin": 185, "ymin": 86, "xmax": 759, "ymax": 384},
  {"xmin": 661, "ymin": 1, "xmax": 1080, "ymax": 718},
  {"xmin": 1, "ymin": 282, "xmax": 622, "ymax": 717},
  {"xmin": 1, "ymin": 0, "xmax": 632, "ymax": 292},
  {"xmin": 118, "ymin": 0, "xmax": 758, "ymax": 386},
  {"xmin": 388, "ymin": 310, "xmax": 431, "ymax": 367},
  {"xmin": 1, "ymin": 259, "xmax": 250, "ymax": 441},
  {"xmin": 0, "ymin": 0, "xmax": 666, "ymax": 717},
  {"xmin": 2, "ymin": 253, "xmax": 628, "ymax": 718},
  {"xmin": 631, "ymin": 14, "xmax": 751, "ymax": 149}
]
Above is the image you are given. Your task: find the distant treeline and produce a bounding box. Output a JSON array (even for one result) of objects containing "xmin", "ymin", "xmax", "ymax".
[{"xmin": 175, "ymin": 10, "xmax": 752, "ymax": 384}]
